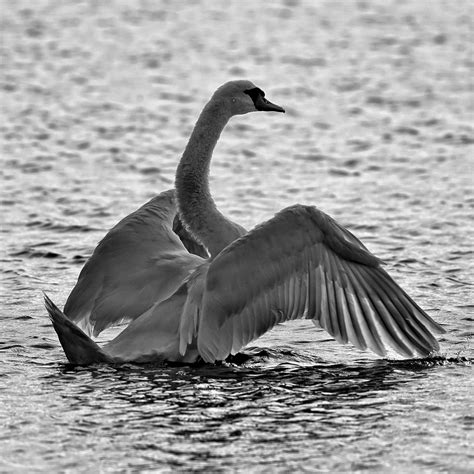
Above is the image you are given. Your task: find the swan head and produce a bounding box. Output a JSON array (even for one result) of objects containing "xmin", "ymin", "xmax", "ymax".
[{"xmin": 213, "ymin": 80, "xmax": 285, "ymax": 116}]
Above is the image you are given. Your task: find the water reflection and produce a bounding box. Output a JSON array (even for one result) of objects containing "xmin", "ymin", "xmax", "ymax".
[
  {"xmin": 35, "ymin": 351, "xmax": 468, "ymax": 470},
  {"xmin": 48, "ymin": 356, "xmax": 429, "ymax": 426}
]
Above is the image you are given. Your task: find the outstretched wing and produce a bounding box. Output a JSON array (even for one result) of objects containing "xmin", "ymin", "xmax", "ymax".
[
  {"xmin": 196, "ymin": 205, "xmax": 445, "ymax": 362},
  {"xmin": 64, "ymin": 190, "xmax": 205, "ymax": 336}
]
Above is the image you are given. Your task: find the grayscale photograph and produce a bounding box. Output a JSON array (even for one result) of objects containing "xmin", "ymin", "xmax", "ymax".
[{"xmin": 1, "ymin": 0, "xmax": 472, "ymax": 472}]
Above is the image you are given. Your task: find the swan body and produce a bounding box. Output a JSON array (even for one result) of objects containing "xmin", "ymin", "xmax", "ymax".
[{"xmin": 46, "ymin": 80, "xmax": 445, "ymax": 364}]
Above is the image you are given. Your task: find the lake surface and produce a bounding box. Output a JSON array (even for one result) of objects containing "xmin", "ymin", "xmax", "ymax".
[{"xmin": 1, "ymin": 0, "xmax": 473, "ymax": 472}]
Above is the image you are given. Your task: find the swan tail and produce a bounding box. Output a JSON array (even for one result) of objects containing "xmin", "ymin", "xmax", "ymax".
[{"xmin": 44, "ymin": 294, "xmax": 111, "ymax": 365}]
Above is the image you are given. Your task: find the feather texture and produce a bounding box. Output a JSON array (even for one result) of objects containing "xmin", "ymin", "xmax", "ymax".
[
  {"xmin": 64, "ymin": 190, "xmax": 204, "ymax": 336},
  {"xmin": 196, "ymin": 205, "xmax": 444, "ymax": 362}
]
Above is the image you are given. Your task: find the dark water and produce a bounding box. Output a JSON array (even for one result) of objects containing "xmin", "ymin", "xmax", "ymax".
[{"xmin": 1, "ymin": 0, "xmax": 473, "ymax": 472}]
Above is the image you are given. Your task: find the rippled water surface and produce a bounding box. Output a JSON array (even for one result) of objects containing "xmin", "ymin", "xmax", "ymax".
[{"xmin": 1, "ymin": 0, "xmax": 473, "ymax": 472}]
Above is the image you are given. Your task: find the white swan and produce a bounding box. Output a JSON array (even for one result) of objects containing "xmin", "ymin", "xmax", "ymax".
[{"xmin": 45, "ymin": 80, "xmax": 445, "ymax": 364}]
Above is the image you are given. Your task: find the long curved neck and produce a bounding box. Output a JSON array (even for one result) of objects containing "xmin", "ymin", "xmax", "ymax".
[{"xmin": 175, "ymin": 99, "xmax": 244, "ymax": 257}]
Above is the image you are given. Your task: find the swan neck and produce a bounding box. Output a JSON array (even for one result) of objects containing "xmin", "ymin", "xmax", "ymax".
[
  {"xmin": 179, "ymin": 100, "xmax": 230, "ymax": 189},
  {"xmin": 175, "ymin": 100, "xmax": 236, "ymax": 255}
]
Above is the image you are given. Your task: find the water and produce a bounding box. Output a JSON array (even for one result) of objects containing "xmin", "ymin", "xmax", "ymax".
[{"xmin": 1, "ymin": 0, "xmax": 473, "ymax": 471}]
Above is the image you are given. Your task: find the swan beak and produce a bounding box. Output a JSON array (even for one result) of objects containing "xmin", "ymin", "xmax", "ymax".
[{"xmin": 254, "ymin": 95, "xmax": 285, "ymax": 113}]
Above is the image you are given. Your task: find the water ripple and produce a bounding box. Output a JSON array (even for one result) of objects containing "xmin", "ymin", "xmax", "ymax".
[{"xmin": 1, "ymin": 0, "xmax": 473, "ymax": 471}]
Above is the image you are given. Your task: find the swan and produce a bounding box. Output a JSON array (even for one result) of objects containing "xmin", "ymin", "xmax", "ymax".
[{"xmin": 45, "ymin": 80, "xmax": 445, "ymax": 365}]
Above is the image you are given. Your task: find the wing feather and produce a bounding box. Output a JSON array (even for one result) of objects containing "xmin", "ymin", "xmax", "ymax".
[
  {"xmin": 378, "ymin": 269, "xmax": 442, "ymax": 336},
  {"xmin": 317, "ymin": 265, "xmax": 331, "ymax": 334},
  {"xmin": 328, "ymin": 251, "xmax": 350, "ymax": 344},
  {"xmin": 359, "ymin": 266, "xmax": 439, "ymax": 354},
  {"xmin": 306, "ymin": 249, "xmax": 318, "ymax": 322},
  {"xmin": 65, "ymin": 190, "xmax": 204, "ymax": 336},
  {"xmin": 342, "ymin": 261, "xmax": 388, "ymax": 356},
  {"xmin": 350, "ymin": 265, "xmax": 415, "ymax": 357},
  {"xmin": 325, "ymin": 250, "xmax": 346, "ymax": 343},
  {"xmin": 337, "ymin": 260, "xmax": 369, "ymax": 352},
  {"xmin": 335, "ymin": 273, "xmax": 358, "ymax": 348},
  {"xmin": 294, "ymin": 272, "xmax": 307, "ymax": 318},
  {"xmin": 197, "ymin": 204, "xmax": 444, "ymax": 362},
  {"xmin": 286, "ymin": 273, "xmax": 295, "ymax": 319}
]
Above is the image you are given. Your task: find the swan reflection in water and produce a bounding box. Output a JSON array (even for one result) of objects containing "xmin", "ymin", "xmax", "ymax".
[{"xmin": 45, "ymin": 80, "xmax": 445, "ymax": 365}]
